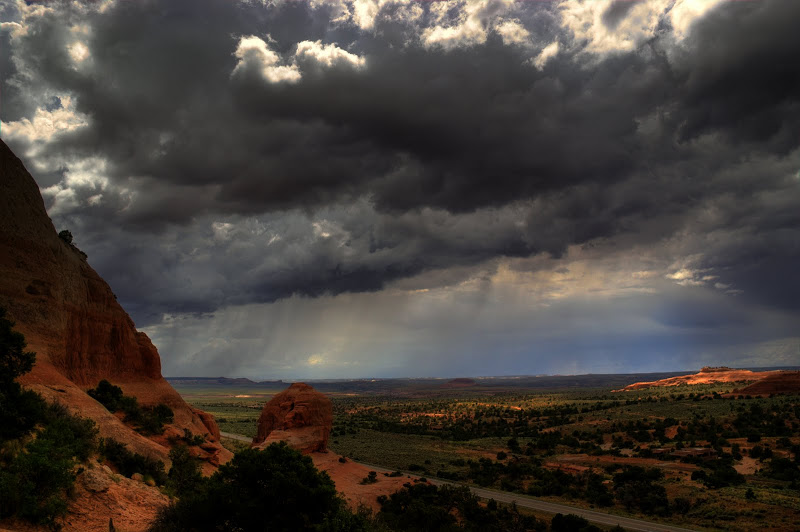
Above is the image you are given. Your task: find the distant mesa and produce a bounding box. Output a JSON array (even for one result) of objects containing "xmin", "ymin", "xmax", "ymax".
[
  {"xmin": 443, "ymin": 377, "xmax": 478, "ymax": 388},
  {"xmin": 252, "ymin": 383, "xmax": 333, "ymax": 454},
  {"xmin": 166, "ymin": 376, "xmax": 285, "ymax": 386},
  {"xmin": 699, "ymin": 366, "xmax": 733, "ymax": 373},
  {"xmin": 729, "ymin": 371, "xmax": 800, "ymax": 397},
  {"xmin": 613, "ymin": 367, "xmax": 776, "ymax": 392}
]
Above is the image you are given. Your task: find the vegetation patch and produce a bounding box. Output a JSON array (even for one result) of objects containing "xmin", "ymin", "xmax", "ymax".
[
  {"xmin": 98, "ymin": 438, "xmax": 167, "ymax": 485},
  {"xmin": 88, "ymin": 379, "xmax": 174, "ymax": 435},
  {"xmin": 0, "ymin": 307, "xmax": 98, "ymax": 529}
]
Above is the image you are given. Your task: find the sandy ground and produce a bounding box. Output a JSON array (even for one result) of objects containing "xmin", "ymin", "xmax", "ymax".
[
  {"xmin": 734, "ymin": 456, "xmax": 761, "ymax": 475},
  {"xmin": 311, "ymin": 452, "xmax": 416, "ymax": 512}
]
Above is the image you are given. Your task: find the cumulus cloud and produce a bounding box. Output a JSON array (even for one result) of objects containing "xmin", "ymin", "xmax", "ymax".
[
  {"xmin": 295, "ymin": 40, "xmax": 365, "ymax": 69},
  {"xmin": 232, "ymin": 35, "xmax": 301, "ymax": 83},
  {"xmin": 532, "ymin": 41, "xmax": 559, "ymax": 68},
  {"xmin": 495, "ymin": 18, "xmax": 530, "ymax": 46}
]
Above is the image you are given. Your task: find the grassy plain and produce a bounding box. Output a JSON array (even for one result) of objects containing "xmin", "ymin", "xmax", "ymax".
[
  {"xmin": 172, "ymin": 376, "xmax": 800, "ymax": 532},
  {"xmin": 169, "ymin": 384, "xmax": 271, "ymax": 438}
]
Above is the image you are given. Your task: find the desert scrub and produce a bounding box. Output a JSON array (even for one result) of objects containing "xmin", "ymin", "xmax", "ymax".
[
  {"xmin": 88, "ymin": 379, "xmax": 174, "ymax": 435},
  {"xmin": 99, "ymin": 438, "xmax": 167, "ymax": 485}
]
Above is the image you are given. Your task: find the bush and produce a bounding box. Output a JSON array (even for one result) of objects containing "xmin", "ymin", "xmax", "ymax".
[
  {"xmin": 0, "ymin": 402, "xmax": 97, "ymax": 527},
  {"xmin": 377, "ymin": 482, "xmax": 545, "ymax": 532},
  {"xmin": 0, "ymin": 307, "xmax": 39, "ymax": 441},
  {"xmin": 0, "ymin": 439, "xmax": 73, "ymax": 526},
  {"xmin": 87, "ymin": 379, "xmax": 124, "ymax": 411},
  {"xmin": 613, "ymin": 466, "xmax": 670, "ymax": 516},
  {"xmin": 763, "ymin": 458, "xmax": 800, "ymax": 482},
  {"xmin": 361, "ymin": 471, "xmax": 378, "ymax": 484},
  {"xmin": 551, "ymin": 513, "xmax": 601, "ymax": 532},
  {"xmin": 0, "ymin": 308, "xmax": 98, "ymax": 528},
  {"xmin": 692, "ymin": 458, "xmax": 745, "ymax": 489},
  {"xmin": 58, "ymin": 230, "xmax": 73, "ymax": 244},
  {"xmin": 166, "ymin": 445, "xmax": 203, "ymax": 497},
  {"xmin": 87, "ymin": 380, "xmax": 173, "ymax": 435},
  {"xmin": 673, "ymin": 497, "xmax": 692, "ymax": 514},
  {"xmin": 99, "ymin": 438, "xmax": 167, "ymax": 485},
  {"xmin": 151, "ymin": 443, "xmax": 359, "ymax": 531}
]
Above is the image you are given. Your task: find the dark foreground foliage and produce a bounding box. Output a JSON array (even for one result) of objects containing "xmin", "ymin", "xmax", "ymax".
[
  {"xmin": 150, "ymin": 442, "xmax": 366, "ymax": 532},
  {"xmin": 376, "ymin": 483, "xmax": 545, "ymax": 532},
  {"xmin": 0, "ymin": 307, "xmax": 98, "ymax": 529},
  {"xmin": 612, "ymin": 466, "xmax": 670, "ymax": 516}
]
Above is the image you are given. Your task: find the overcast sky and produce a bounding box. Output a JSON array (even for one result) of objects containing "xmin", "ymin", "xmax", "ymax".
[{"xmin": 2, "ymin": 0, "xmax": 798, "ymax": 379}]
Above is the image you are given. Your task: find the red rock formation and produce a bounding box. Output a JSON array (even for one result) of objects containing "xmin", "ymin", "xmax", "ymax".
[
  {"xmin": 613, "ymin": 367, "xmax": 775, "ymax": 392},
  {"xmin": 252, "ymin": 383, "xmax": 332, "ymax": 454},
  {"xmin": 729, "ymin": 371, "xmax": 800, "ymax": 397},
  {"xmin": 0, "ymin": 139, "xmax": 231, "ymax": 470}
]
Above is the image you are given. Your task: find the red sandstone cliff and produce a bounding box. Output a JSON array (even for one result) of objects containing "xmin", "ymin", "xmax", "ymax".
[
  {"xmin": 252, "ymin": 382, "xmax": 333, "ymax": 454},
  {"xmin": 0, "ymin": 139, "xmax": 231, "ymax": 472}
]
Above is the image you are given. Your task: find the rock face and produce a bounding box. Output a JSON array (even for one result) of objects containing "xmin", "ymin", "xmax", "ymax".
[
  {"xmin": 613, "ymin": 367, "xmax": 776, "ymax": 392},
  {"xmin": 252, "ymin": 383, "xmax": 332, "ymax": 454},
  {"xmin": 0, "ymin": 139, "xmax": 231, "ymax": 470}
]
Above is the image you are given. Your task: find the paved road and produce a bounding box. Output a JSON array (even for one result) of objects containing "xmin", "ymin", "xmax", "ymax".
[
  {"xmin": 220, "ymin": 431, "xmax": 251, "ymax": 442},
  {"xmin": 219, "ymin": 432, "xmax": 697, "ymax": 532}
]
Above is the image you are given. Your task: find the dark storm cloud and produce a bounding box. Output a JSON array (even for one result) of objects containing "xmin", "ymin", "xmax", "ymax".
[
  {"xmin": 602, "ymin": 0, "xmax": 638, "ymax": 30},
  {"xmin": 674, "ymin": 1, "xmax": 800, "ymax": 152},
  {"xmin": 2, "ymin": 0, "xmax": 799, "ymax": 331}
]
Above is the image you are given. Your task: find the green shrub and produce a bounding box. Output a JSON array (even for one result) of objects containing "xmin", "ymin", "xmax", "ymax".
[
  {"xmin": 551, "ymin": 513, "xmax": 601, "ymax": 532},
  {"xmin": 166, "ymin": 445, "xmax": 203, "ymax": 497},
  {"xmin": 58, "ymin": 230, "xmax": 73, "ymax": 244},
  {"xmin": 691, "ymin": 458, "xmax": 745, "ymax": 489},
  {"xmin": 360, "ymin": 471, "xmax": 378, "ymax": 484},
  {"xmin": 377, "ymin": 482, "xmax": 545, "ymax": 531},
  {"xmin": 763, "ymin": 457, "xmax": 800, "ymax": 482},
  {"xmin": 87, "ymin": 379, "xmax": 124, "ymax": 411},
  {"xmin": 0, "ymin": 307, "xmax": 98, "ymax": 528},
  {"xmin": 87, "ymin": 380, "xmax": 173, "ymax": 435},
  {"xmin": 99, "ymin": 438, "xmax": 167, "ymax": 485},
  {"xmin": 613, "ymin": 466, "xmax": 670, "ymax": 516},
  {"xmin": 150, "ymin": 442, "xmax": 359, "ymax": 531},
  {"xmin": 0, "ymin": 307, "xmax": 39, "ymax": 441}
]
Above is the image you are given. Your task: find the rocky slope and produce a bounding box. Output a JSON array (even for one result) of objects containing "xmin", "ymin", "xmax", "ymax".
[
  {"xmin": 613, "ymin": 366, "xmax": 775, "ymax": 392},
  {"xmin": 0, "ymin": 139, "xmax": 231, "ymax": 473},
  {"xmin": 252, "ymin": 382, "xmax": 333, "ymax": 454},
  {"xmin": 729, "ymin": 371, "xmax": 800, "ymax": 397}
]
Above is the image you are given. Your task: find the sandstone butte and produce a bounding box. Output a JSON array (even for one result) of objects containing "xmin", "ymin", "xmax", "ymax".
[
  {"xmin": 613, "ymin": 366, "xmax": 779, "ymax": 392},
  {"xmin": 252, "ymin": 382, "xmax": 333, "ymax": 454},
  {"xmin": 0, "ymin": 139, "xmax": 233, "ymax": 528},
  {"xmin": 250, "ymin": 382, "xmax": 420, "ymax": 512}
]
